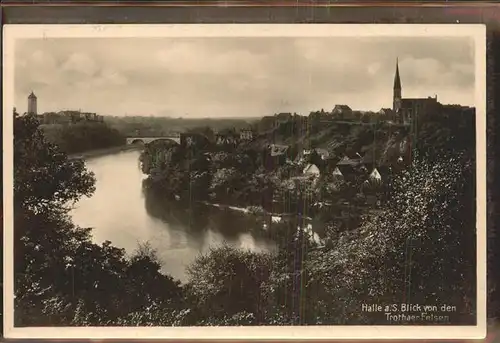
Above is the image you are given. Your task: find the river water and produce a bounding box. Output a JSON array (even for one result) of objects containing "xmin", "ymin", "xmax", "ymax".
[{"xmin": 70, "ymin": 150, "xmax": 276, "ymax": 283}]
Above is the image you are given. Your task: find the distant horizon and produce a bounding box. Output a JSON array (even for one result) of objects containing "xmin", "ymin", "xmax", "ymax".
[
  {"xmin": 15, "ymin": 35, "xmax": 476, "ymax": 118},
  {"xmin": 21, "ymin": 100, "xmax": 476, "ymax": 120}
]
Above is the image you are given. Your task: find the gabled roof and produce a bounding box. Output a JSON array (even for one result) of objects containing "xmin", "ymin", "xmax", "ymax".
[
  {"xmin": 303, "ymin": 163, "xmax": 320, "ymax": 175},
  {"xmin": 332, "ymin": 167, "xmax": 344, "ymax": 178},
  {"xmin": 337, "ymin": 155, "xmax": 361, "ymax": 167},
  {"xmin": 333, "ymin": 104, "xmax": 352, "ymax": 111},
  {"xmin": 369, "ymin": 168, "xmax": 382, "ymax": 181}
]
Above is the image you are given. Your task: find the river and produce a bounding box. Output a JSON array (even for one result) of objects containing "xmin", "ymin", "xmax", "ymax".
[{"xmin": 70, "ymin": 149, "xmax": 277, "ymax": 283}]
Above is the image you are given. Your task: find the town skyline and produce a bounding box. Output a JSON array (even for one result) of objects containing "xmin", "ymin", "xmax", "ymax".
[{"xmin": 15, "ymin": 36, "xmax": 475, "ymax": 118}]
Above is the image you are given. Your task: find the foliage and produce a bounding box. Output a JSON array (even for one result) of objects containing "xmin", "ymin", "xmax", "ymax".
[
  {"xmin": 105, "ymin": 115, "xmax": 256, "ymax": 138},
  {"xmin": 14, "ymin": 113, "xmax": 184, "ymax": 326},
  {"xmin": 13, "ymin": 103, "xmax": 477, "ymax": 327},
  {"xmin": 41, "ymin": 121, "xmax": 125, "ymax": 155},
  {"xmin": 304, "ymin": 151, "xmax": 476, "ymax": 324},
  {"xmin": 186, "ymin": 245, "xmax": 273, "ymax": 324}
]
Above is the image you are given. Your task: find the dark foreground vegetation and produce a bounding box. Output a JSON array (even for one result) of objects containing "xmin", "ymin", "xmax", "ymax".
[{"xmin": 13, "ymin": 106, "xmax": 476, "ymax": 326}]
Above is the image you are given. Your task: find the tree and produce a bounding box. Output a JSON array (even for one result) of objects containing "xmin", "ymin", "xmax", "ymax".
[
  {"xmin": 305, "ymin": 151, "xmax": 476, "ymax": 324},
  {"xmin": 185, "ymin": 245, "xmax": 273, "ymax": 324},
  {"xmin": 13, "ymin": 112, "xmax": 96, "ymax": 325},
  {"xmin": 13, "ymin": 112, "xmax": 186, "ymax": 326}
]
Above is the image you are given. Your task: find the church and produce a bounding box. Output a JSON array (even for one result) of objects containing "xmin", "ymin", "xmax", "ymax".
[{"xmin": 392, "ymin": 59, "xmax": 440, "ymax": 125}]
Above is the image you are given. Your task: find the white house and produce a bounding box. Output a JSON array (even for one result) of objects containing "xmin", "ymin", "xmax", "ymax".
[
  {"xmin": 303, "ymin": 163, "xmax": 320, "ymax": 177},
  {"xmin": 332, "ymin": 167, "xmax": 344, "ymax": 179},
  {"xmin": 240, "ymin": 129, "xmax": 253, "ymax": 141},
  {"xmin": 368, "ymin": 168, "xmax": 382, "ymax": 181}
]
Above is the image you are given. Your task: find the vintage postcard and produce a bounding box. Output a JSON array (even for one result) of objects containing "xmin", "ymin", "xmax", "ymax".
[{"xmin": 3, "ymin": 24, "xmax": 486, "ymax": 339}]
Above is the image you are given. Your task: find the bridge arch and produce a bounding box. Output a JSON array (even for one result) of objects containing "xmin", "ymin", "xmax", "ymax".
[
  {"xmin": 130, "ymin": 139, "xmax": 145, "ymax": 145},
  {"xmin": 126, "ymin": 136, "xmax": 181, "ymax": 146}
]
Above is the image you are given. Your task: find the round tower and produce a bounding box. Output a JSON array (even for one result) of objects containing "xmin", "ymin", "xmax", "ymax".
[{"xmin": 28, "ymin": 91, "xmax": 37, "ymax": 115}]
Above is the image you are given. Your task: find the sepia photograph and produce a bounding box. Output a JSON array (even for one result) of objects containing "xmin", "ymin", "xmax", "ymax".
[{"xmin": 3, "ymin": 24, "xmax": 486, "ymax": 339}]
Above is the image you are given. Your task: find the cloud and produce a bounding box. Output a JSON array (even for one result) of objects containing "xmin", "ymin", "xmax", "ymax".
[
  {"xmin": 62, "ymin": 52, "xmax": 98, "ymax": 77},
  {"xmin": 14, "ymin": 36, "xmax": 476, "ymax": 117}
]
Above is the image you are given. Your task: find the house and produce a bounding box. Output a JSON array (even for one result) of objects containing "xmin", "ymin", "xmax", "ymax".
[
  {"xmin": 336, "ymin": 155, "xmax": 366, "ymax": 179},
  {"xmin": 239, "ymin": 129, "xmax": 254, "ymax": 141},
  {"xmin": 84, "ymin": 112, "xmax": 97, "ymax": 121},
  {"xmin": 378, "ymin": 108, "xmax": 396, "ymax": 121},
  {"xmin": 392, "ymin": 60, "xmax": 440, "ymax": 125},
  {"xmin": 337, "ymin": 155, "xmax": 362, "ymax": 168},
  {"xmin": 276, "ymin": 112, "xmax": 292, "ymax": 123},
  {"xmin": 302, "ymin": 148, "xmax": 330, "ymax": 161},
  {"xmin": 332, "ymin": 105, "xmax": 353, "ymax": 119},
  {"xmin": 366, "ymin": 166, "xmax": 391, "ymax": 184},
  {"xmin": 368, "ymin": 168, "xmax": 382, "ymax": 182},
  {"xmin": 269, "ymin": 144, "xmax": 289, "ymax": 157},
  {"xmin": 215, "ymin": 133, "xmax": 239, "ymax": 146},
  {"xmin": 379, "ymin": 108, "xmax": 393, "ymax": 116},
  {"xmin": 399, "ymin": 97, "xmax": 440, "ymax": 125},
  {"xmin": 181, "ymin": 132, "xmax": 211, "ymax": 149},
  {"xmin": 303, "ymin": 163, "xmax": 320, "ymax": 177},
  {"xmin": 332, "ymin": 167, "xmax": 344, "ymax": 179},
  {"xmin": 264, "ymin": 144, "xmax": 289, "ymax": 170}
]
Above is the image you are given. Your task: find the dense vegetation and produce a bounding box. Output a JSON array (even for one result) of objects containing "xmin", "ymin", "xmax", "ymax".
[
  {"xmin": 105, "ymin": 115, "xmax": 258, "ymax": 138},
  {"xmin": 13, "ymin": 105, "xmax": 476, "ymax": 326},
  {"xmin": 40, "ymin": 121, "xmax": 125, "ymax": 155}
]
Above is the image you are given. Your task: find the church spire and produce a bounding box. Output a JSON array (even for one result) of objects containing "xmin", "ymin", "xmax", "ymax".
[
  {"xmin": 392, "ymin": 58, "xmax": 402, "ymax": 114},
  {"xmin": 393, "ymin": 58, "xmax": 401, "ymax": 90}
]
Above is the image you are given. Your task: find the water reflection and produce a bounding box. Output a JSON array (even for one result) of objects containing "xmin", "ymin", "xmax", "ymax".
[
  {"xmin": 142, "ymin": 185, "xmax": 276, "ymax": 253},
  {"xmin": 70, "ymin": 150, "xmax": 276, "ymax": 284}
]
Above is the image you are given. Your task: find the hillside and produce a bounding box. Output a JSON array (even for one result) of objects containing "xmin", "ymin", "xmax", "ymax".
[
  {"xmin": 249, "ymin": 117, "xmax": 410, "ymax": 166},
  {"xmin": 105, "ymin": 115, "xmax": 259, "ymax": 137},
  {"xmin": 40, "ymin": 121, "xmax": 125, "ymax": 154}
]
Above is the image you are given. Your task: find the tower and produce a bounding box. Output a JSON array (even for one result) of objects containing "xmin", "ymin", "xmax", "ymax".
[
  {"xmin": 27, "ymin": 91, "xmax": 37, "ymax": 115},
  {"xmin": 393, "ymin": 58, "xmax": 402, "ymax": 114}
]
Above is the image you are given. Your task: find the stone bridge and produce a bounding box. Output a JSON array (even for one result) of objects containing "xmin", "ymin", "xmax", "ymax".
[{"xmin": 126, "ymin": 134, "xmax": 181, "ymax": 146}]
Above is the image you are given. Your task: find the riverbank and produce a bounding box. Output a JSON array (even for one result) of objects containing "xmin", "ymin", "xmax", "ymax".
[{"xmin": 68, "ymin": 144, "xmax": 142, "ymax": 160}]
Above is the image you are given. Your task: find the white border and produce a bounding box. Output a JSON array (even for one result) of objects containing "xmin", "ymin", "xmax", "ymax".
[{"xmin": 2, "ymin": 24, "xmax": 487, "ymax": 340}]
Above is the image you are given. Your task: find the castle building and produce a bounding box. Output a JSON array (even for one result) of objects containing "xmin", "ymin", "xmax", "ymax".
[
  {"xmin": 28, "ymin": 91, "xmax": 37, "ymax": 115},
  {"xmin": 392, "ymin": 59, "xmax": 439, "ymax": 125}
]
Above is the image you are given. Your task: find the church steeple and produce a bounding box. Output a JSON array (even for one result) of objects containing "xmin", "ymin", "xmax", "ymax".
[
  {"xmin": 393, "ymin": 58, "xmax": 402, "ymax": 113},
  {"xmin": 393, "ymin": 58, "xmax": 401, "ymax": 90}
]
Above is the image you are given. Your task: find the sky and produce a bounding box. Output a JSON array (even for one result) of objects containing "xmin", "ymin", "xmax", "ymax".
[{"xmin": 14, "ymin": 36, "xmax": 476, "ymax": 118}]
